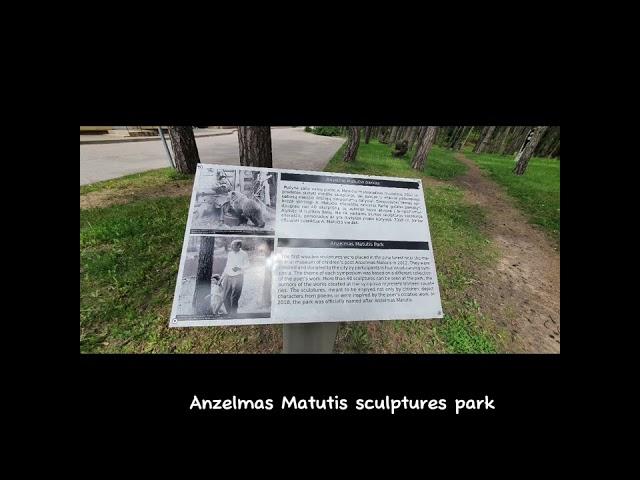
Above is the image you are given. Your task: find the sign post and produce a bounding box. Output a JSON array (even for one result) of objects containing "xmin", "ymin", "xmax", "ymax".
[
  {"xmin": 282, "ymin": 322, "xmax": 339, "ymax": 354},
  {"xmin": 158, "ymin": 126, "xmax": 175, "ymax": 168}
]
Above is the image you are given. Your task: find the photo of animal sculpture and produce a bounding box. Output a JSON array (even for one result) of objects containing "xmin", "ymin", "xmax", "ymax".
[
  {"xmin": 191, "ymin": 168, "xmax": 277, "ymax": 234},
  {"xmin": 228, "ymin": 191, "xmax": 266, "ymax": 228}
]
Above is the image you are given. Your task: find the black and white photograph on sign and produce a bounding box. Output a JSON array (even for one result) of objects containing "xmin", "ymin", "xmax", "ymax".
[
  {"xmin": 190, "ymin": 167, "xmax": 277, "ymax": 235},
  {"xmin": 172, "ymin": 236, "xmax": 274, "ymax": 325}
]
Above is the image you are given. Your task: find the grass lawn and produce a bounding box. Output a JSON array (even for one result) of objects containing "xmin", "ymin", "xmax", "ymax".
[
  {"xmin": 325, "ymin": 141, "xmax": 467, "ymax": 180},
  {"xmin": 80, "ymin": 168, "xmax": 192, "ymax": 196},
  {"xmin": 464, "ymin": 150, "xmax": 560, "ymax": 246},
  {"xmin": 329, "ymin": 141, "xmax": 501, "ymax": 352},
  {"xmin": 80, "ymin": 140, "xmax": 506, "ymax": 353}
]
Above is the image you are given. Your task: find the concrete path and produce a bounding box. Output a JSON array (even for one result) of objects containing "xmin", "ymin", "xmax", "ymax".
[
  {"xmin": 80, "ymin": 127, "xmax": 345, "ymax": 185},
  {"xmin": 80, "ymin": 127, "xmax": 237, "ymax": 144}
]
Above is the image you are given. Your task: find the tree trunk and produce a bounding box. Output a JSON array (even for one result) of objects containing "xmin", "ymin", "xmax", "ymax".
[
  {"xmin": 507, "ymin": 126, "xmax": 530, "ymax": 154},
  {"xmin": 447, "ymin": 126, "xmax": 464, "ymax": 148},
  {"xmin": 475, "ymin": 126, "xmax": 496, "ymax": 153},
  {"xmin": 534, "ymin": 127, "xmax": 550, "ymax": 157},
  {"xmin": 457, "ymin": 126, "xmax": 474, "ymax": 151},
  {"xmin": 403, "ymin": 126, "xmax": 415, "ymax": 142},
  {"xmin": 388, "ymin": 126, "xmax": 399, "ymax": 143},
  {"xmin": 343, "ymin": 126, "xmax": 361, "ymax": 162},
  {"xmin": 436, "ymin": 126, "xmax": 448, "ymax": 146},
  {"xmin": 447, "ymin": 126, "xmax": 466, "ymax": 149},
  {"xmin": 446, "ymin": 126, "xmax": 458, "ymax": 146},
  {"xmin": 382, "ymin": 127, "xmax": 392, "ymax": 143},
  {"xmin": 412, "ymin": 127, "xmax": 425, "ymax": 150},
  {"xmin": 513, "ymin": 126, "xmax": 548, "ymax": 175},
  {"xmin": 485, "ymin": 126, "xmax": 501, "ymax": 153},
  {"xmin": 411, "ymin": 126, "xmax": 437, "ymax": 171},
  {"xmin": 192, "ymin": 236, "xmax": 215, "ymax": 315},
  {"xmin": 238, "ymin": 126, "xmax": 273, "ymax": 167},
  {"xmin": 262, "ymin": 246, "xmax": 272, "ymax": 307},
  {"xmin": 497, "ymin": 126, "xmax": 512, "ymax": 155},
  {"xmin": 409, "ymin": 126, "xmax": 422, "ymax": 151},
  {"xmin": 537, "ymin": 126, "xmax": 559, "ymax": 157},
  {"xmin": 364, "ymin": 126, "xmax": 373, "ymax": 144},
  {"xmin": 473, "ymin": 126, "xmax": 488, "ymax": 152},
  {"xmin": 545, "ymin": 128, "xmax": 560, "ymax": 158},
  {"xmin": 452, "ymin": 126, "xmax": 468, "ymax": 151},
  {"xmin": 168, "ymin": 126, "xmax": 200, "ymax": 174}
]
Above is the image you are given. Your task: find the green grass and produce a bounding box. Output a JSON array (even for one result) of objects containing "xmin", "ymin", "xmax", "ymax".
[
  {"xmin": 465, "ymin": 151, "xmax": 560, "ymax": 245},
  {"xmin": 80, "ymin": 140, "xmax": 505, "ymax": 353},
  {"xmin": 80, "ymin": 195, "xmax": 285, "ymax": 352},
  {"xmin": 327, "ymin": 140, "xmax": 502, "ymax": 352},
  {"xmin": 80, "ymin": 168, "xmax": 192, "ymax": 195},
  {"xmin": 325, "ymin": 140, "xmax": 467, "ymax": 180}
]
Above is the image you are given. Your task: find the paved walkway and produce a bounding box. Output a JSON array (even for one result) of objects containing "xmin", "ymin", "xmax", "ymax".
[
  {"xmin": 80, "ymin": 127, "xmax": 345, "ymax": 185},
  {"xmin": 80, "ymin": 128, "xmax": 237, "ymax": 144}
]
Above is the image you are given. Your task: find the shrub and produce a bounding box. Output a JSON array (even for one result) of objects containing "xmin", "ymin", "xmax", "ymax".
[{"xmin": 313, "ymin": 126, "xmax": 342, "ymax": 136}]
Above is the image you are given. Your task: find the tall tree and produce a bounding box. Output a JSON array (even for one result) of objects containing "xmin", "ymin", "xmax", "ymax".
[
  {"xmin": 473, "ymin": 126, "xmax": 489, "ymax": 152},
  {"xmin": 486, "ymin": 126, "xmax": 505, "ymax": 153},
  {"xmin": 474, "ymin": 126, "xmax": 496, "ymax": 153},
  {"xmin": 513, "ymin": 126, "xmax": 549, "ymax": 175},
  {"xmin": 364, "ymin": 126, "xmax": 373, "ymax": 144},
  {"xmin": 446, "ymin": 126, "xmax": 459, "ymax": 147},
  {"xmin": 192, "ymin": 236, "xmax": 216, "ymax": 315},
  {"xmin": 403, "ymin": 126, "xmax": 415, "ymax": 142},
  {"xmin": 545, "ymin": 127, "xmax": 561, "ymax": 158},
  {"xmin": 262, "ymin": 242, "xmax": 272, "ymax": 307},
  {"xmin": 238, "ymin": 126, "xmax": 273, "ymax": 167},
  {"xmin": 388, "ymin": 126, "xmax": 399, "ymax": 143},
  {"xmin": 411, "ymin": 126, "xmax": 437, "ymax": 170},
  {"xmin": 507, "ymin": 126, "xmax": 530, "ymax": 154},
  {"xmin": 448, "ymin": 126, "xmax": 465, "ymax": 149},
  {"xmin": 452, "ymin": 126, "xmax": 468, "ymax": 151},
  {"xmin": 497, "ymin": 126, "xmax": 512, "ymax": 155},
  {"xmin": 457, "ymin": 126, "xmax": 474, "ymax": 151},
  {"xmin": 409, "ymin": 126, "xmax": 423, "ymax": 151},
  {"xmin": 168, "ymin": 126, "xmax": 200, "ymax": 174},
  {"xmin": 535, "ymin": 126, "xmax": 560, "ymax": 157},
  {"xmin": 343, "ymin": 126, "xmax": 361, "ymax": 162},
  {"xmin": 412, "ymin": 127, "xmax": 425, "ymax": 150},
  {"xmin": 436, "ymin": 126, "xmax": 449, "ymax": 146}
]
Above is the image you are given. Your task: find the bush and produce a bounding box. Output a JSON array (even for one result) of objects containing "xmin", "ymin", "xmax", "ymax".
[
  {"xmin": 313, "ymin": 126, "xmax": 342, "ymax": 136},
  {"xmin": 304, "ymin": 126, "xmax": 313, "ymax": 132}
]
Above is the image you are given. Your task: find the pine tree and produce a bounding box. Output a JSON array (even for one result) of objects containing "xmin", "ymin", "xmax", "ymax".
[
  {"xmin": 411, "ymin": 127, "xmax": 437, "ymax": 170},
  {"xmin": 513, "ymin": 126, "xmax": 549, "ymax": 175},
  {"xmin": 237, "ymin": 127, "xmax": 273, "ymax": 167},
  {"xmin": 168, "ymin": 126, "xmax": 201, "ymax": 174},
  {"xmin": 343, "ymin": 126, "xmax": 361, "ymax": 162}
]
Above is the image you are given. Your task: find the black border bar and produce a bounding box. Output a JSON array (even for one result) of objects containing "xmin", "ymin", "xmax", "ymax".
[
  {"xmin": 277, "ymin": 238, "xmax": 429, "ymax": 250},
  {"xmin": 281, "ymin": 173, "xmax": 420, "ymax": 189}
]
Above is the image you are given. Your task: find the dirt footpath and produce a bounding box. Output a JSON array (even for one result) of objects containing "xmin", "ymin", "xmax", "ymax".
[{"xmin": 454, "ymin": 153, "xmax": 560, "ymax": 353}]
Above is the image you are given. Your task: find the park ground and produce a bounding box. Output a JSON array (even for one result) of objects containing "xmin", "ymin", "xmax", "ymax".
[
  {"xmin": 80, "ymin": 127, "xmax": 344, "ymax": 185},
  {"xmin": 80, "ymin": 133, "xmax": 560, "ymax": 353}
]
